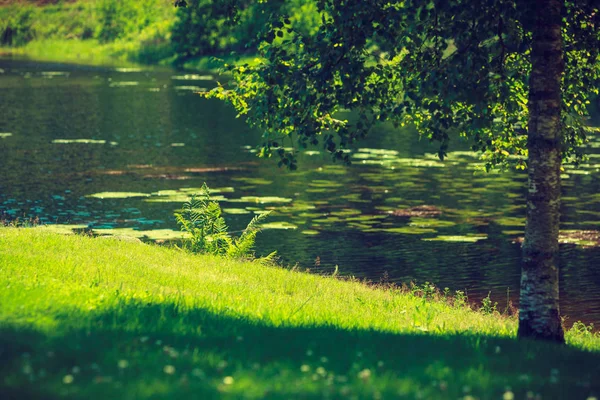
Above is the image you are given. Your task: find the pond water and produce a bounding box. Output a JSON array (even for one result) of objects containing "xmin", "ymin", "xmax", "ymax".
[{"xmin": 1, "ymin": 58, "xmax": 599, "ymax": 326}]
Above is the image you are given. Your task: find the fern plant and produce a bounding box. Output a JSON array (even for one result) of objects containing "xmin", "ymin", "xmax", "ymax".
[{"xmin": 175, "ymin": 183, "xmax": 275, "ymax": 261}]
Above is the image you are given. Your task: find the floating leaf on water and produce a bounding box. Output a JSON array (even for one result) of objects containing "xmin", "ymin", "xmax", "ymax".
[
  {"xmin": 502, "ymin": 230, "xmax": 523, "ymax": 236},
  {"xmin": 109, "ymin": 81, "xmax": 140, "ymax": 87},
  {"xmin": 0, "ymin": 133, "xmax": 13, "ymax": 138},
  {"xmin": 87, "ymin": 192, "xmax": 151, "ymax": 199},
  {"xmin": 306, "ymin": 188, "xmax": 331, "ymax": 193},
  {"xmin": 41, "ymin": 71, "xmax": 70, "ymax": 77},
  {"xmin": 409, "ymin": 217, "xmax": 456, "ymax": 228},
  {"xmin": 171, "ymin": 74, "xmax": 213, "ymax": 80},
  {"xmin": 222, "ymin": 208, "xmax": 251, "ymax": 215},
  {"xmin": 559, "ymin": 230, "xmax": 600, "ymax": 247},
  {"xmin": 380, "ymin": 226, "xmax": 437, "ymax": 234},
  {"xmin": 308, "ymin": 180, "xmax": 344, "ymax": 188},
  {"xmin": 174, "ymin": 86, "xmax": 207, "ymax": 92},
  {"xmin": 170, "ymin": 143, "xmax": 185, "ymax": 147},
  {"xmin": 391, "ymin": 205, "xmax": 442, "ymax": 217},
  {"xmin": 261, "ymin": 222, "xmax": 298, "ymax": 230},
  {"xmin": 228, "ymin": 196, "xmax": 293, "ymax": 204},
  {"xmin": 179, "ymin": 187, "xmax": 235, "ymax": 194},
  {"xmin": 301, "ymin": 229, "xmax": 320, "ymax": 235},
  {"xmin": 329, "ymin": 209, "xmax": 362, "ymax": 217},
  {"xmin": 315, "ymin": 165, "xmax": 348, "ymax": 175},
  {"xmin": 52, "ymin": 139, "xmax": 110, "ymax": 145},
  {"xmin": 423, "ymin": 234, "xmax": 487, "ymax": 242},
  {"xmin": 304, "ymin": 151, "xmax": 321, "ymax": 156},
  {"xmin": 357, "ymin": 148, "xmax": 400, "ymax": 156},
  {"xmin": 298, "ymin": 212, "xmax": 325, "ymax": 219},
  {"xmin": 231, "ymin": 177, "xmax": 273, "ymax": 185},
  {"xmin": 494, "ymin": 217, "xmax": 525, "ymax": 227},
  {"xmin": 115, "ymin": 67, "xmax": 142, "ymax": 72},
  {"xmin": 145, "ymin": 194, "xmax": 227, "ymax": 203}
]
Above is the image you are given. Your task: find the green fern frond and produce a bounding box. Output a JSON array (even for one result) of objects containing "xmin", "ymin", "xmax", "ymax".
[{"xmin": 175, "ymin": 183, "xmax": 274, "ymax": 260}]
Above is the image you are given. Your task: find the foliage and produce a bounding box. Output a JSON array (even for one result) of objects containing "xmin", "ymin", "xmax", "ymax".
[
  {"xmin": 0, "ymin": 0, "xmax": 176, "ymax": 64},
  {"xmin": 174, "ymin": 183, "xmax": 274, "ymax": 260},
  {"xmin": 480, "ymin": 292, "xmax": 498, "ymax": 315},
  {"xmin": 204, "ymin": 0, "xmax": 600, "ymax": 171},
  {"xmin": 171, "ymin": 0, "xmax": 319, "ymax": 63},
  {"xmin": 0, "ymin": 6, "xmax": 36, "ymax": 46}
]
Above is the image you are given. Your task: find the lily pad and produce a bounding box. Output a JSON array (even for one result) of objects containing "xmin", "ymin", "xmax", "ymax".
[
  {"xmin": 222, "ymin": 208, "xmax": 251, "ymax": 215},
  {"xmin": 261, "ymin": 222, "xmax": 298, "ymax": 230},
  {"xmin": 231, "ymin": 177, "xmax": 273, "ymax": 185},
  {"xmin": 52, "ymin": 139, "xmax": 117, "ymax": 145},
  {"xmin": 380, "ymin": 227, "xmax": 437, "ymax": 234},
  {"xmin": 174, "ymin": 86, "xmax": 207, "ymax": 92},
  {"xmin": 171, "ymin": 74, "xmax": 213, "ymax": 80},
  {"xmin": 41, "ymin": 71, "xmax": 70, "ymax": 77},
  {"xmin": 309, "ymin": 180, "xmax": 344, "ymax": 188},
  {"xmin": 494, "ymin": 217, "xmax": 525, "ymax": 227},
  {"xmin": 228, "ymin": 196, "xmax": 293, "ymax": 204},
  {"xmin": 409, "ymin": 217, "xmax": 456, "ymax": 228},
  {"xmin": 115, "ymin": 67, "xmax": 143, "ymax": 72},
  {"xmin": 87, "ymin": 192, "xmax": 151, "ymax": 199},
  {"xmin": 423, "ymin": 234, "xmax": 488, "ymax": 243},
  {"xmin": 109, "ymin": 81, "xmax": 139, "ymax": 87}
]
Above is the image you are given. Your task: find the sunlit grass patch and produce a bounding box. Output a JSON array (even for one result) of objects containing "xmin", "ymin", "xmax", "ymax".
[{"xmin": 0, "ymin": 228, "xmax": 599, "ymax": 399}]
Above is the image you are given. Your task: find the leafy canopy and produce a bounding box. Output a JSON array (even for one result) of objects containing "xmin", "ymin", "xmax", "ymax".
[{"xmin": 204, "ymin": 0, "xmax": 600, "ymax": 171}]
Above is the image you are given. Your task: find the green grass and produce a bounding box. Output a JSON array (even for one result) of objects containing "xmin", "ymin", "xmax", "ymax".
[{"xmin": 1, "ymin": 228, "xmax": 599, "ymax": 399}]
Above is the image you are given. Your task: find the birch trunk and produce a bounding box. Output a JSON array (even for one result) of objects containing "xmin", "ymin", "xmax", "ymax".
[{"xmin": 518, "ymin": 0, "xmax": 565, "ymax": 343}]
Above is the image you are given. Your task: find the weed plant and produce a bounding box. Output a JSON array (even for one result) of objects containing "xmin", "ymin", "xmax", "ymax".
[{"xmin": 175, "ymin": 183, "xmax": 276, "ymax": 262}]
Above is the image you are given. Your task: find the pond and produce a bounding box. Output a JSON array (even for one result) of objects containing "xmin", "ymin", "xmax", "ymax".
[{"xmin": 1, "ymin": 58, "xmax": 599, "ymax": 327}]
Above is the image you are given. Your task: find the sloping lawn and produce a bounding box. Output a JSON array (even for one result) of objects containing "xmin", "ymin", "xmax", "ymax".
[{"xmin": 1, "ymin": 228, "xmax": 599, "ymax": 399}]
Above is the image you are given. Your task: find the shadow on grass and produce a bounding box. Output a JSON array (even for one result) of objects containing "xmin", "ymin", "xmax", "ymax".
[{"xmin": 1, "ymin": 301, "xmax": 599, "ymax": 399}]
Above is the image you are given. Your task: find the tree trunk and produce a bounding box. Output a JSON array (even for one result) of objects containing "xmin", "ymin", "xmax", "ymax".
[{"xmin": 518, "ymin": 0, "xmax": 565, "ymax": 343}]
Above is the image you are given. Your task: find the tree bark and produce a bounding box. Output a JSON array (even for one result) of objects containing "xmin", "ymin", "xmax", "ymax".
[{"xmin": 518, "ymin": 0, "xmax": 565, "ymax": 343}]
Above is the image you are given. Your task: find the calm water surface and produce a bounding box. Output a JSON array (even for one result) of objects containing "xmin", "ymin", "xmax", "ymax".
[{"xmin": 1, "ymin": 58, "xmax": 599, "ymax": 326}]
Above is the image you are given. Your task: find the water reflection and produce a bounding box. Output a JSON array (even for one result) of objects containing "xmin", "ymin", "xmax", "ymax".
[{"xmin": 1, "ymin": 58, "xmax": 599, "ymax": 326}]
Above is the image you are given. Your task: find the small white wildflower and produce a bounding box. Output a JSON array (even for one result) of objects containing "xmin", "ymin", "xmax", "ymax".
[
  {"xmin": 223, "ymin": 376, "xmax": 234, "ymax": 385},
  {"xmin": 300, "ymin": 364, "xmax": 310, "ymax": 372},
  {"xmin": 163, "ymin": 365, "xmax": 176, "ymax": 375},
  {"xmin": 63, "ymin": 374, "xmax": 74, "ymax": 384},
  {"xmin": 316, "ymin": 366, "xmax": 327, "ymax": 377}
]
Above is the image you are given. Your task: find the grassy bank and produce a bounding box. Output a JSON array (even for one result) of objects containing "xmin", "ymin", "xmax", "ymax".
[
  {"xmin": 1, "ymin": 228, "xmax": 599, "ymax": 399},
  {"xmin": 0, "ymin": 0, "xmax": 177, "ymax": 66}
]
